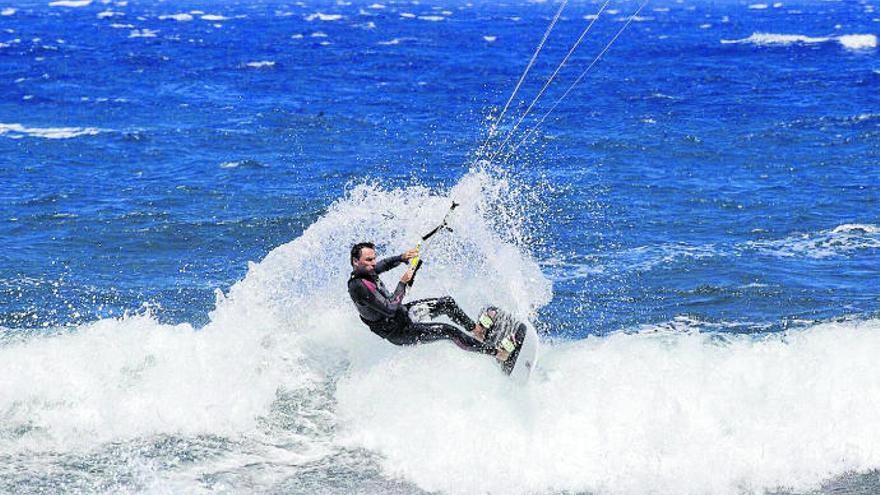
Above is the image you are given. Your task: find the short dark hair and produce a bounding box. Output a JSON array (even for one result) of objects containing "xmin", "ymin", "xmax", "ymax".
[{"xmin": 350, "ymin": 242, "xmax": 375, "ymax": 263}]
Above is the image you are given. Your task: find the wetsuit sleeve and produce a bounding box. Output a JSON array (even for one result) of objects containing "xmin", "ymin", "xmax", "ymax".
[
  {"xmin": 349, "ymin": 278, "xmax": 407, "ymax": 319},
  {"xmin": 374, "ymin": 255, "xmax": 405, "ymax": 275}
]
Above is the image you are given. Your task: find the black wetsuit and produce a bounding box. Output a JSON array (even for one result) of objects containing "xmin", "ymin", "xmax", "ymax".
[{"xmin": 347, "ymin": 255, "xmax": 495, "ymax": 355}]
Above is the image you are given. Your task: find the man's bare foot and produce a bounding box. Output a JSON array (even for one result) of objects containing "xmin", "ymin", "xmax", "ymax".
[
  {"xmin": 495, "ymin": 349, "xmax": 510, "ymax": 362},
  {"xmin": 472, "ymin": 324, "xmax": 486, "ymax": 342}
]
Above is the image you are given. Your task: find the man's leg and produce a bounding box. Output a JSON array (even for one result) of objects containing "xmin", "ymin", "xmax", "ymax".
[
  {"xmin": 390, "ymin": 322, "xmax": 496, "ymax": 355},
  {"xmin": 407, "ymin": 297, "xmax": 475, "ymax": 329}
]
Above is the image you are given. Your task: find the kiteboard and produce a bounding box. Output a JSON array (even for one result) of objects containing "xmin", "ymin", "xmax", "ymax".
[{"xmin": 480, "ymin": 307, "xmax": 539, "ymax": 382}]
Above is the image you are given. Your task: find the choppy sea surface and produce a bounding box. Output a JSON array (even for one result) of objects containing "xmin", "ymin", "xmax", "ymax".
[{"xmin": 1, "ymin": 0, "xmax": 879, "ymax": 493}]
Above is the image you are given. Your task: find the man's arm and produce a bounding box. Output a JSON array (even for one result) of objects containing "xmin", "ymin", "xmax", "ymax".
[
  {"xmin": 374, "ymin": 255, "xmax": 404, "ymax": 275},
  {"xmin": 349, "ymin": 278, "xmax": 407, "ymax": 319},
  {"xmin": 375, "ymin": 248, "xmax": 419, "ymax": 275}
]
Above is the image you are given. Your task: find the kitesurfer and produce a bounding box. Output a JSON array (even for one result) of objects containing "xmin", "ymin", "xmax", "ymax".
[{"xmin": 347, "ymin": 242, "xmax": 509, "ymax": 361}]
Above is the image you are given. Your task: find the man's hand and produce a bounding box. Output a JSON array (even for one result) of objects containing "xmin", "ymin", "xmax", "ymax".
[
  {"xmin": 400, "ymin": 266, "xmax": 415, "ymax": 284},
  {"xmin": 401, "ymin": 248, "xmax": 419, "ymax": 262}
]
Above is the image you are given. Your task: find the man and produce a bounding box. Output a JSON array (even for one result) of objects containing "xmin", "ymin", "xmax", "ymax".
[{"xmin": 347, "ymin": 242, "xmax": 509, "ymax": 361}]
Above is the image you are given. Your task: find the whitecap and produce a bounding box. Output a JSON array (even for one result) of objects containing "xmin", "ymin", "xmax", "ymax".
[
  {"xmin": 483, "ymin": 35, "xmax": 497, "ymax": 42},
  {"xmin": 159, "ymin": 13, "xmax": 193, "ymax": 21},
  {"xmin": 418, "ymin": 15, "xmax": 444, "ymax": 21},
  {"xmin": 749, "ymin": 224, "xmax": 880, "ymax": 259},
  {"xmin": 245, "ymin": 60, "xmax": 275, "ymax": 68},
  {"xmin": 201, "ymin": 14, "xmax": 228, "ymax": 21},
  {"xmin": 291, "ymin": 33, "xmax": 304, "ymax": 39},
  {"xmin": 653, "ymin": 7, "xmax": 670, "ymax": 13},
  {"xmin": 220, "ymin": 159, "xmax": 266, "ymax": 169},
  {"xmin": 748, "ymin": 3, "xmax": 769, "ymax": 9},
  {"xmin": 773, "ymin": 2, "xmax": 783, "ymax": 7},
  {"xmin": 97, "ymin": 10, "xmax": 123, "ymax": 18},
  {"xmin": 831, "ymin": 224, "xmax": 880, "ymax": 234},
  {"xmin": 400, "ymin": 12, "xmax": 416, "ymax": 18},
  {"xmin": 49, "ymin": 0, "xmax": 92, "ymax": 6},
  {"xmin": 128, "ymin": 28, "xmax": 158, "ymax": 38},
  {"xmin": 368, "ymin": 3, "xmax": 385, "ymax": 8},
  {"xmin": 722, "ymin": 32, "xmax": 878, "ymax": 51},
  {"xmin": 305, "ymin": 12, "xmax": 342, "ymax": 21},
  {"xmin": 721, "ymin": 33, "xmax": 830, "ymax": 45},
  {"xmin": 699, "ymin": 23, "xmax": 712, "ymax": 29},
  {"xmin": 311, "ymin": 31, "xmax": 328, "ymax": 38},
  {"xmin": 0, "ymin": 123, "xmax": 102, "ymax": 139},
  {"xmin": 109, "ymin": 23, "xmax": 133, "ymax": 28},
  {"xmin": 1, "ymin": 7, "xmax": 16, "ymax": 16},
  {"xmin": 838, "ymin": 34, "xmax": 877, "ymax": 50}
]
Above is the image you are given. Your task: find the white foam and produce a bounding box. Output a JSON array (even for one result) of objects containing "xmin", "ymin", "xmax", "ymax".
[
  {"xmin": 310, "ymin": 31, "xmax": 327, "ymax": 38},
  {"xmin": 1, "ymin": 7, "xmax": 16, "ymax": 15},
  {"xmin": 400, "ymin": 12, "xmax": 416, "ymax": 18},
  {"xmin": 368, "ymin": 3, "xmax": 385, "ymax": 8},
  {"xmin": 418, "ymin": 15, "xmax": 444, "ymax": 21},
  {"xmin": 483, "ymin": 35, "xmax": 497, "ymax": 42},
  {"xmin": 337, "ymin": 318, "xmax": 880, "ymax": 495},
  {"xmin": 749, "ymin": 224, "xmax": 880, "ymax": 259},
  {"xmin": 749, "ymin": 3, "xmax": 769, "ymax": 9},
  {"xmin": 96, "ymin": 10, "xmax": 122, "ymax": 18},
  {"xmin": 618, "ymin": 242, "xmax": 719, "ymax": 272},
  {"xmin": 700, "ymin": 23, "xmax": 712, "ymax": 29},
  {"xmin": 305, "ymin": 12, "xmax": 342, "ymax": 21},
  {"xmin": 838, "ymin": 34, "xmax": 877, "ymax": 50},
  {"xmin": 109, "ymin": 22, "xmax": 133, "ymax": 28},
  {"xmin": 831, "ymin": 223, "xmax": 880, "ymax": 234},
  {"xmin": 49, "ymin": 0, "xmax": 91, "ymax": 6},
  {"xmin": 721, "ymin": 32, "xmax": 830, "ymax": 45},
  {"xmin": 0, "ymin": 123, "xmax": 102, "ymax": 139},
  {"xmin": 201, "ymin": 14, "xmax": 228, "ymax": 21},
  {"xmin": 244, "ymin": 60, "xmax": 275, "ymax": 68},
  {"xmin": 128, "ymin": 28, "xmax": 158, "ymax": 38},
  {"xmin": 722, "ymin": 32, "xmax": 878, "ymax": 51},
  {"xmin": 159, "ymin": 13, "xmax": 193, "ymax": 21}
]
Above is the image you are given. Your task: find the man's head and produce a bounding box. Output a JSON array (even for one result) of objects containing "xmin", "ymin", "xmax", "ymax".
[{"xmin": 350, "ymin": 242, "xmax": 377, "ymax": 272}]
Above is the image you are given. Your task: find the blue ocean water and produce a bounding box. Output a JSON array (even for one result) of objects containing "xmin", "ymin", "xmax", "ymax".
[{"xmin": 1, "ymin": 0, "xmax": 879, "ymax": 494}]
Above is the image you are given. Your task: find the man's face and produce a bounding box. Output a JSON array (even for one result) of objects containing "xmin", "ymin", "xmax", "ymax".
[{"xmin": 352, "ymin": 247, "xmax": 377, "ymax": 273}]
